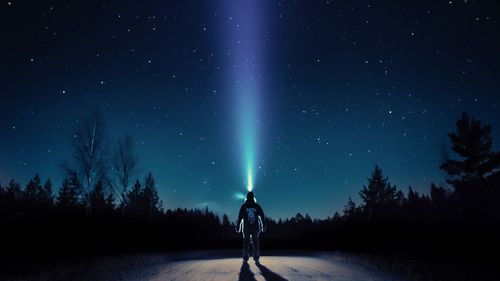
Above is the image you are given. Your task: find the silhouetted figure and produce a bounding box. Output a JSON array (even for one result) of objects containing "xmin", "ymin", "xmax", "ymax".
[{"xmin": 236, "ymin": 191, "xmax": 266, "ymax": 263}]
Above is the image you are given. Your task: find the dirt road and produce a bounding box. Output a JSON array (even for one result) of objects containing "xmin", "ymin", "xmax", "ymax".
[{"xmin": 148, "ymin": 255, "xmax": 404, "ymax": 281}]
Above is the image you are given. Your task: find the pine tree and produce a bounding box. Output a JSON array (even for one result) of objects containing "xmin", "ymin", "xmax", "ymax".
[
  {"xmin": 430, "ymin": 183, "xmax": 448, "ymax": 219},
  {"xmin": 105, "ymin": 193, "xmax": 115, "ymax": 211},
  {"xmin": 222, "ymin": 214, "xmax": 231, "ymax": 227},
  {"xmin": 125, "ymin": 179, "xmax": 142, "ymax": 216},
  {"xmin": 440, "ymin": 113, "xmax": 500, "ymax": 216},
  {"xmin": 359, "ymin": 165, "xmax": 399, "ymax": 218},
  {"xmin": 343, "ymin": 196, "xmax": 359, "ymax": 219},
  {"xmin": 221, "ymin": 214, "xmax": 232, "ymax": 236},
  {"xmin": 6, "ymin": 179, "xmax": 22, "ymax": 199},
  {"xmin": 396, "ymin": 190, "xmax": 405, "ymax": 205},
  {"xmin": 142, "ymin": 173, "xmax": 162, "ymax": 221},
  {"xmin": 430, "ymin": 183, "xmax": 447, "ymax": 206},
  {"xmin": 37, "ymin": 179, "xmax": 54, "ymax": 206},
  {"xmin": 1, "ymin": 180, "xmax": 21, "ymax": 213},
  {"xmin": 24, "ymin": 174, "xmax": 42, "ymax": 202},
  {"xmin": 56, "ymin": 172, "xmax": 83, "ymax": 209},
  {"xmin": 441, "ymin": 112, "xmax": 500, "ymax": 187},
  {"xmin": 332, "ymin": 211, "xmax": 342, "ymax": 223},
  {"xmin": 404, "ymin": 186, "xmax": 432, "ymax": 220},
  {"xmin": 407, "ymin": 186, "xmax": 419, "ymax": 204},
  {"xmin": 294, "ymin": 213, "xmax": 305, "ymax": 223},
  {"xmin": 89, "ymin": 180, "xmax": 107, "ymax": 216}
]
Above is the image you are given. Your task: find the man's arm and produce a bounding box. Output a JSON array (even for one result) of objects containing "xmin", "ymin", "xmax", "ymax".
[
  {"xmin": 257, "ymin": 204, "xmax": 266, "ymax": 231},
  {"xmin": 235, "ymin": 205, "xmax": 245, "ymax": 232}
]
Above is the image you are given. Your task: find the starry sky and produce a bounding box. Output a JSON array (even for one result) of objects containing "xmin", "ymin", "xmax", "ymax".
[{"xmin": 1, "ymin": 0, "xmax": 500, "ymax": 220}]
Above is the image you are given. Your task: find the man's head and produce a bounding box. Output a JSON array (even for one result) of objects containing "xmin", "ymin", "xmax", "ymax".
[{"xmin": 246, "ymin": 191, "xmax": 255, "ymax": 202}]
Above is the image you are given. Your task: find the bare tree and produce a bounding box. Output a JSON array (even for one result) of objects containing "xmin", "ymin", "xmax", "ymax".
[
  {"xmin": 112, "ymin": 135, "xmax": 139, "ymax": 207},
  {"xmin": 71, "ymin": 111, "xmax": 108, "ymax": 214}
]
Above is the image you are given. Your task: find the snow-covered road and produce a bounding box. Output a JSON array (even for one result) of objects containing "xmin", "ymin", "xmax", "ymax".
[{"xmin": 147, "ymin": 255, "xmax": 404, "ymax": 281}]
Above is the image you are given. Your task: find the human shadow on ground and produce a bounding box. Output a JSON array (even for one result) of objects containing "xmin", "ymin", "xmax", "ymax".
[
  {"xmin": 238, "ymin": 262, "xmax": 257, "ymax": 281},
  {"xmin": 255, "ymin": 262, "xmax": 289, "ymax": 281}
]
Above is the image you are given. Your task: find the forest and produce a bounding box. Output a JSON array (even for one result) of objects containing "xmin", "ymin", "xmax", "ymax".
[{"xmin": 1, "ymin": 112, "xmax": 499, "ymax": 268}]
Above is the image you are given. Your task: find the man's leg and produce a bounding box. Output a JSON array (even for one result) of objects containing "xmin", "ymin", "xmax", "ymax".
[
  {"xmin": 242, "ymin": 232, "xmax": 250, "ymax": 261},
  {"xmin": 251, "ymin": 232, "xmax": 260, "ymax": 262}
]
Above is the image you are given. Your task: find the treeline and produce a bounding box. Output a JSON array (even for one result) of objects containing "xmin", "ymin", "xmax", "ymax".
[
  {"xmin": 0, "ymin": 171, "xmax": 226, "ymax": 258},
  {"xmin": 1, "ymin": 112, "xmax": 500, "ymax": 263},
  {"xmin": 0, "ymin": 172, "xmax": 162, "ymax": 224},
  {"xmin": 262, "ymin": 112, "xmax": 500, "ymax": 260},
  {"xmin": 0, "ymin": 111, "xmax": 234, "ymax": 261}
]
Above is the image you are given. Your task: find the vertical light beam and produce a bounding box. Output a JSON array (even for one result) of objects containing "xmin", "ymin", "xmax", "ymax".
[
  {"xmin": 225, "ymin": 0, "xmax": 266, "ymax": 193},
  {"xmin": 247, "ymin": 165, "xmax": 253, "ymax": 191},
  {"xmin": 241, "ymin": 84, "xmax": 257, "ymax": 192}
]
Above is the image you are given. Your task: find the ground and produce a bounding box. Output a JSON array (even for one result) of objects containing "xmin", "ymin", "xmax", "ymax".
[
  {"xmin": 147, "ymin": 255, "xmax": 405, "ymax": 281},
  {"xmin": 1, "ymin": 251, "xmax": 408, "ymax": 281}
]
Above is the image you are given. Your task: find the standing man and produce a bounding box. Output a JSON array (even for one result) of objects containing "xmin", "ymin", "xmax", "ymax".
[{"xmin": 236, "ymin": 191, "xmax": 266, "ymax": 263}]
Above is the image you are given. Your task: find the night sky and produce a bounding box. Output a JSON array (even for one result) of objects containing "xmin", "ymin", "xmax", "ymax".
[{"xmin": 1, "ymin": 0, "xmax": 500, "ymax": 220}]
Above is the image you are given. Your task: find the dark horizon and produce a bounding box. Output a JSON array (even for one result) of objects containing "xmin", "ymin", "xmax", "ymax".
[
  {"xmin": 2, "ymin": 0, "xmax": 500, "ymax": 220},
  {"xmin": 1, "ymin": 110, "xmax": 499, "ymax": 223}
]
